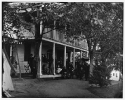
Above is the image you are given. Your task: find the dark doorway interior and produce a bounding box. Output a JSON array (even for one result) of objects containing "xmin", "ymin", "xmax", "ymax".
[{"xmin": 24, "ymin": 42, "xmax": 31, "ymax": 61}]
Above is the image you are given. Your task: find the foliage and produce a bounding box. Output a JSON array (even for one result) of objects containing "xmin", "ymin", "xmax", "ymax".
[
  {"xmin": 2, "ymin": 2, "xmax": 70, "ymax": 77},
  {"xmin": 2, "ymin": 2, "xmax": 123, "ymax": 72},
  {"xmin": 89, "ymin": 60, "xmax": 112, "ymax": 87},
  {"xmin": 106, "ymin": 53, "xmax": 123, "ymax": 73},
  {"xmin": 53, "ymin": 2, "xmax": 123, "ymax": 71},
  {"xmin": 3, "ymin": 2, "xmax": 123, "ymax": 50}
]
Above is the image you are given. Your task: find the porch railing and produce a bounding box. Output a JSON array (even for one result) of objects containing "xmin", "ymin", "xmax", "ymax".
[{"xmin": 43, "ymin": 28, "xmax": 88, "ymax": 50}]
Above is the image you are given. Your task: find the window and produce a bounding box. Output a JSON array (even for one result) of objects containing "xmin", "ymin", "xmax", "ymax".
[{"xmin": 116, "ymin": 73, "xmax": 118, "ymax": 77}]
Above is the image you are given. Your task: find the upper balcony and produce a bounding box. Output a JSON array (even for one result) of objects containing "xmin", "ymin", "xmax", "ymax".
[
  {"xmin": 12, "ymin": 10, "xmax": 88, "ymax": 51},
  {"xmin": 10, "ymin": 17, "xmax": 88, "ymax": 51},
  {"xmin": 42, "ymin": 27, "xmax": 88, "ymax": 50}
]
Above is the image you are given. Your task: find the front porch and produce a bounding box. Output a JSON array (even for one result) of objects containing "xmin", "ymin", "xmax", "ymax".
[
  {"xmin": 37, "ymin": 38, "xmax": 88, "ymax": 78},
  {"xmin": 10, "ymin": 37, "xmax": 88, "ymax": 78}
]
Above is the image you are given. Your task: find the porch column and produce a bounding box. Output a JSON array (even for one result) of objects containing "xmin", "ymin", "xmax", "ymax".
[
  {"xmin": 87, "ymin": 51, "xmax": 89, "ymax": 57},
  {"xmin": 70, "ymin": 52, "xmax": 72, "ymax": 62},
  {"xmin": 10, "ymin": 45, "xmax": 13, "ymax": 57},
  {"xmin": 53, "ymin": 43, "xmax": 55, "ymax": 75},
  {"xmin": 64, "ymin": 46, "xmax": 66, "ymax": 67},
  {"xmin": 73, "ymin": 48, "xmax": 75, "ymax": 68},
  {"xmin": 80, "ymin": 51, "xmax": 82, "ymax": 58},
  {"xmin": 38, "ymin": 42, "xmax": 42, "ymax": 77}
]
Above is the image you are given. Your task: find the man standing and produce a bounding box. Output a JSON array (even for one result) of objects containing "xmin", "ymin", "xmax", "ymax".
[
  {"xmin": 32, "ymin": 56, "xmax": 37, "ymax": 78},
  {"xmin": 84, "ymin": 61, "xmax": 90, "ymax": 81},
  {"xmin": 28, "ymin": 54, "xmax": 34, "ymax": 74}
]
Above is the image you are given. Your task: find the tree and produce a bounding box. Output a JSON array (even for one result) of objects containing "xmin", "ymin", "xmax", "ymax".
[
  {"xmin": 89, "ymin": 59, "xmax": 112, "ymax": 87},
  {"xmin": 3, "ymin": 2, "xmax": 123, "ymax": 76},
  {"xmin": 2, "ymin": 2, "xmax": 64, "ymax": 77},
  {"xmin": 51, "ymin": 2, "xmax": 123, "ymax": 74}
]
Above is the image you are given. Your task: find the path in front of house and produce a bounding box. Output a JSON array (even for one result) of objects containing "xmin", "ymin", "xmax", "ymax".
[{"xmin": 10, "ymin": 78, "xmax": 98, "ymax": 98}]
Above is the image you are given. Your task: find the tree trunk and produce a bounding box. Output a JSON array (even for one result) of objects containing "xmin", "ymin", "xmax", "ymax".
[
  {"xmin": 89, "ymin": 50, "xmax": 94, "ymax": 75},
  {"xmin": 87, "ymin": 39, "xmax": 93, "ymax": 75},
  {"xmin": 34, "ymin": 42, "xmax": 41, "ymax": 67},
  {"xmin": 87, "ymin": 39, "xmax": 97, "ymax": 75},
  {"xmin": 34, "ymin": 22, "xmax": 41, "ymax": 78}
]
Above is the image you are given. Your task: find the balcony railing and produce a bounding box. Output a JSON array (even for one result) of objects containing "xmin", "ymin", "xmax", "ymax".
[{"xmin": 43, "ymin": 28, "xmax": 88, "ymax": 50}]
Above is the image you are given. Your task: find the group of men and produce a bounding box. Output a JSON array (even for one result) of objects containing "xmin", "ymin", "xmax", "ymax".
[
  {"xmin": 28, "ymin": 54, "xmax": 90, "ymax": 80},
  {"xmin": 75, "ymin": 59, "xmax": 90, "ymax": 81},
  {"xmin": 59, "ymin": 59, "xmax": 90, "ymax": 80}
]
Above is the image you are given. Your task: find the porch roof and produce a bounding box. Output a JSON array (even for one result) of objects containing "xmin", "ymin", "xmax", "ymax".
[
  {"xmin": 42, "ymin": 37, "xmax": 88, "ymax": 52},
  {"xmin": 6, "ymin": 37, "xmax": 88, "ymax": 52}
]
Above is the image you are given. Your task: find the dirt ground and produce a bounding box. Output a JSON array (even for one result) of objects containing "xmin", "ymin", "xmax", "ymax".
[
  {"xmin": 10, "ymin": 78, "xmax": 98, "ymax": 98},
  {"xmin": 9, "ymin": 78, "xmax": 122, "ymax": 98},
  {"xmin": 87, "ymin": 80, "xmax": 123, "ymax": 98}
]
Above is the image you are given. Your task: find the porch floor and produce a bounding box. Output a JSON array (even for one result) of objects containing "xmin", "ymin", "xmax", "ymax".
[{"xmin": 12, "ymin": 73, "xmax": 62, "ymax": 79}]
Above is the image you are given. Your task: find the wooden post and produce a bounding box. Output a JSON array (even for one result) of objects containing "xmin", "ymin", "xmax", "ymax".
[
  {"xmin": 70, "ymin": 52, "xmax": 72, "ymax": 62},
  {"xmin": 10, "ymin": 45, "xmax": 12, "ymax": 57},
  {"xmin": 87, "ymin": 51, "xmax": 89, "ymax": 57},
  {"xmin": 73, "ymin": 48, "xmax": 75, "ymax": 68},
  {"xmin": 38, "ymin": 42, "xmax": 42, "ymax": 77},
  {"xmin": 53, "ymin": 43, "xmax": 55, "ymax": 75},
  {"xmin": 80, "ymin": 51, "xmax": 82, "ymax": 58},
  {"xmin": 64, "ymin": 46, "xmax": 66, "ymax": 67}
]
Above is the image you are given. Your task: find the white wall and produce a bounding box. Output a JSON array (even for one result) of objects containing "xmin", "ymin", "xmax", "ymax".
[
  {"xmin": 12, "ymin": 44, "xmax": 26, "ymax": 73},
  {"xmin": 110, "ymin": 70, "xmax": 121, "ymax": 81},
  {"xmin": 17, "ymin": 45, "xmax": 27, "ymax": 73},
  {"xmin": 79, "ymin": 39, "xmax": 88, "ymax": 50}
]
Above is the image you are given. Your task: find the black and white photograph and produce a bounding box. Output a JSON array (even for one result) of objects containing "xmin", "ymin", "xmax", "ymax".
[{"xmin": 2, "ymin": 1, "xmax": 123, "ymax": 98}]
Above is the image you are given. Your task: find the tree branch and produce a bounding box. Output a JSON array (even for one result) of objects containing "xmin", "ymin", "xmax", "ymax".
[
  {"xmin": 102, "ymin": 40, "xmax": 118, "ymax": 55},
  {"xmin": 25, "ymin": 9, "xmax": 35, "ymax": 22}
]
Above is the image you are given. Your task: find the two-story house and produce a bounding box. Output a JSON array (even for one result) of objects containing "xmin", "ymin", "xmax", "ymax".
[{"xmin": 5, "ymin": 14, "xmax": 88, "ymax": 78}]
